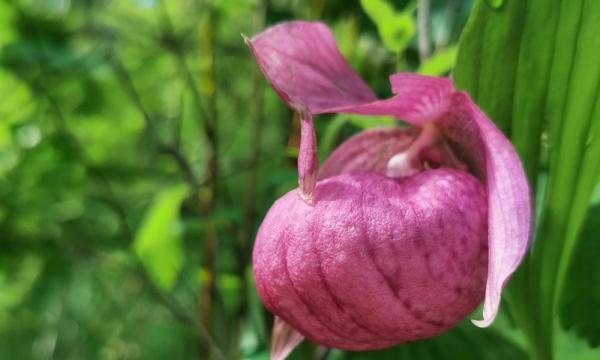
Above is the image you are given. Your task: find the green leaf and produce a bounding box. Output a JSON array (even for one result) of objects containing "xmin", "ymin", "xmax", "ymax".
[
  {"xmin": 418, "ymin": 46, "xmax": 458, "ymax": 76},
  {"xmin": 455, "ymin": 0, "xmax": 600, "ymax": 358},
  {"xmin": 560, "ymin": 204, "xmax": 600, "ymax": 347},
  {"xmin": 342, "ymin": 322, "xmax": 527, "ymax": 360},
  {"xmin": 485, "ymin": 0, "xmax": 505, "ymax": 9},
  {"xmin": 133, "ymin": 184, "xmax": 189, "ymax": 291},
  {"xmin": 360, "ymin": 0, "xmax": 395, "ymax": 24},
  {"xmin": 360, "ymin": 0, "xmax": 416, "ymax": 53}
]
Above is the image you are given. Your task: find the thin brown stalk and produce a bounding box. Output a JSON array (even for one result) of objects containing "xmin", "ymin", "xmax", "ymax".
[
  {"xmin": 156, "ymin": 3, "xmax": 223, "ymax": 355},
  {"xmin": 109, "ymin": 56, "xmax": 201, "ymax": 190},
  {"xmin": 436, "ymin": 0, "xmax": 459, "ymax": 50},
  {"xmin": 235, "ymin": 0, "xmax": 268, "ymax": 354},
  {"xmin": 418, "ymin": 0, "xmax": 432, "ymax": 61}
]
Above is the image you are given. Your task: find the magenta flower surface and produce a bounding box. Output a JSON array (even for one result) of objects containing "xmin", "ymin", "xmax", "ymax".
[{"xmin": 246, "ymin": 21, "xmax": 531, "ymax": 359}]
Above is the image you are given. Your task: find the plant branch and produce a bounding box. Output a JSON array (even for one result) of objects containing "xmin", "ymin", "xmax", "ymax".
[
  {"xmin": 418, "ymin": 0, "xmax": 432, "ymax": 61},
  {"xmin": 108, "ymin": 55, "xmax": 201, "ymax": 190}
]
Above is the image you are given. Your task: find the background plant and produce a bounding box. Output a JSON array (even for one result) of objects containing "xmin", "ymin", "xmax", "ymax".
[{"xmin": 0, "ymin": 0, "xmax": 597, "ymax": 359}]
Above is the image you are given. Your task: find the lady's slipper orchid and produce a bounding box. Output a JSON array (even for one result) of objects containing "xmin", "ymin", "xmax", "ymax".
[{"xmin": 246, "ymin": 21, "xmax": 531, "ymax": 359}]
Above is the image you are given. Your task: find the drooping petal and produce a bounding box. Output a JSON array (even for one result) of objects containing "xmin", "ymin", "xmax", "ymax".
[
  {"xmin": 319, "ymin": 127, "xmax": 418, "ymax": 179},
  {"xmin": 246, "ymin": 21, "xmax": 377, "ymax": 113},
  {"xmin": 271, "ymin": 316, "xmax": 304, "ymax": 360},
  {"xmin": 439, "ymin": 92, "xmax": 532, "ymax": 327}
]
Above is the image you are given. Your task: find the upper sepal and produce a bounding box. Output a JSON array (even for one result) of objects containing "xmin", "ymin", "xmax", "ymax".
[{"xmin": 246, "ymin": 21, "xmax": 377, "ymax": 113}]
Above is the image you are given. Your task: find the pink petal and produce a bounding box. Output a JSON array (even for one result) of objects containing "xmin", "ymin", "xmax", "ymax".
[
  {"xmin": 245, "ymin": 21, "xmax": 377, "ymax": 113},
  {"xmin": 341, "ymin": 74, "xmax": 455, "ymax": 125},
  {"xmin": 319, "ymin": 127, "xmax": 418, "ymax": 179},
  {"xmin": 246, "ymin": 23, "xmax": 452, "ymax": 124},
  {"xmin": 271, "ymin": 316, "xmax": 304, "ymax": 360},
  {"xmin": 439, "ymin": 92, "xmax": 532, "ymax": 327}
]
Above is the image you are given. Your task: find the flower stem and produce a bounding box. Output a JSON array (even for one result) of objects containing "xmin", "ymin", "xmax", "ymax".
[{"xmin": 298, "ymin": 111, "xmax": 319, "ymax": 204}]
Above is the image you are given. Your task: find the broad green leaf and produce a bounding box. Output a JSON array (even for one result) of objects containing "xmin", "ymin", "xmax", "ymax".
[
  {"xmin": 133, "ymin": 184, "xmax": 189, "ymax": 291},
  {"xmin": 360, "ymin": 0, "xmax": 395, "ymax": 23},
  {"xmin": 418, "ymin": 46, "xmax": 458, "ymax": 76},
  {"xmin": 341, "ymin": 322, "xmax": 527, "ymax": 360},
  {"xmin": 486, "ymin": 0, "xmax": 505, "ymax": 9},
  {"xmin": 360, "ymin": 0, "xmax": 415, "ymax": 53},
  {"xmin": 455, "ymin": 0, "xmax": 600, "ymax": 358},
  {"xmin": 560, "ymin": 204, "xmax": 600, "ymax": 347}
]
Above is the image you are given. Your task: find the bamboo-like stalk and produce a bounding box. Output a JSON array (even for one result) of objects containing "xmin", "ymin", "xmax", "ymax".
[
  {"xmin": 195, "ymin": 10, "xmax": 220, "ymax": 359},
  {"xmin": 239, "ymin": 0, "xmax": 267, "ymax": 317},
  {"xmin": 156, "ymin": 1, "xmax": 221, "ymax": 355},
  {"xmin": 418, "ymin": 0, "xmax": 432, "ymax": 61}
]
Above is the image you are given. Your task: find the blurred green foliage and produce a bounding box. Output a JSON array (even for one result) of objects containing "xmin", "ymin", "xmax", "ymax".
[{"xmin": 0, "ymin": 0, "xmax": 598, "ymax": 359}]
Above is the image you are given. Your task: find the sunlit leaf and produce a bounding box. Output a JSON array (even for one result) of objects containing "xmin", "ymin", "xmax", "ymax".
[
  {"xmin": 418, "ymin": 46, "xmax": 458, "ymax": 76},
  {"xmin": 360, "ymin": 0, "xmax": 416, "ymax": 53},
  {"xmin": 341, "ymin": 322, "xmax": 527, "ymax": 359},
  {"xmin": 0, "ymin": 255, "xmax": 43, "ymax": 309},
  {"xmin": 133, "ymin": 184, "xmax": 189, "ymax": 291}
]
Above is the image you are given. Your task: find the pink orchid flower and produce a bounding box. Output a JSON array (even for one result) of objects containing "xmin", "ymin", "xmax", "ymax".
[{"xmin": 246, "ymin": 21, "xmax": 531, "ymax": 359}]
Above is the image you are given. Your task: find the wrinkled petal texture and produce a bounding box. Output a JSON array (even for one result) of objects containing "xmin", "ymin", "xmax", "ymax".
[{"xmin": 254, "ymin": 170, "xmax": 488, "ymax": 350}]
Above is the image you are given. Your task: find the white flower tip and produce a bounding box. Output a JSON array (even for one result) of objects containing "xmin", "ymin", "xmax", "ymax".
[
  {"xmin": 271, "ymin": 317, "xmax": 304, "ymax": 360},
  {"xmin": 386, "ymin": 152, "xmax": 419, "ymax": 178},
  {"xmin": 241, "ymin": 33, "xmax": 251, "ymax": 45},
  {"xmin": 471, "ymin": 317, "xmax": 493, "ymax": 328}
]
